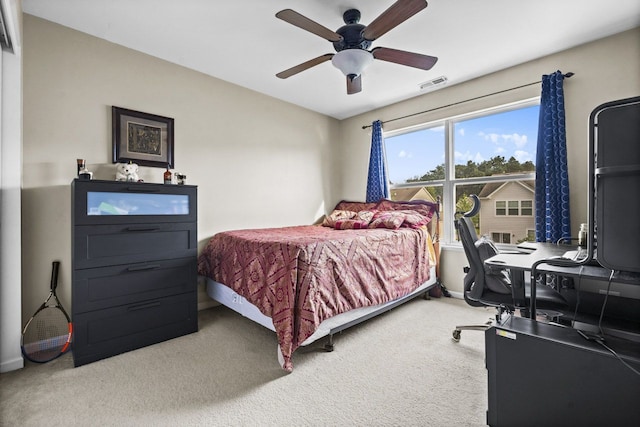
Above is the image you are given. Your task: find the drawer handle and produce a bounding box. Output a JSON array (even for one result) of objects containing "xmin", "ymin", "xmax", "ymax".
[
  {"xmin": 127, "ymin": 301, "xmax": 161, "ymax": 312},
  {"xmin": 126, "ymin": 187, "xmax": 160, "ymax": 193},
  {"xmin": 125, "ymin": 226, "xmax": 162, "ymax": 232},
  {"xmin": 126, "ymin": 264, "xmax": 161, "ymax": 272}
]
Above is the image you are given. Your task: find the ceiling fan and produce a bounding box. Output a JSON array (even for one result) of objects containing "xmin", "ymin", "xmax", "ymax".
[{"xmin": 275, "ymin": 0, "xmax": 438, "ymax": 95}]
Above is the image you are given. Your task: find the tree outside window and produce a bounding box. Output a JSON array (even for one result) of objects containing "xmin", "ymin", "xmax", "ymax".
[{"xmin": 384, "ymin": 100, "xmax": 539, "ymax": 244}]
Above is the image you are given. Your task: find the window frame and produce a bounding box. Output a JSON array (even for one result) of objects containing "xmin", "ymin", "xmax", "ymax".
[
  {"xmin": 495, "ymin": 199, "xmax": 534, "ymax": 216},
  {"xmin": 383, "ymin": 98, "xmax": 539, "ymax": 245},
  {"xmin": 491, "ymin": 232, "xmax": 512, "ymax": 244}
]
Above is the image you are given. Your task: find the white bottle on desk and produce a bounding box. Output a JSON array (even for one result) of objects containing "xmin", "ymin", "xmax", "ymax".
[{"xmin": 578, "ymin": 223, "xmax": 588, "ymax": 247}]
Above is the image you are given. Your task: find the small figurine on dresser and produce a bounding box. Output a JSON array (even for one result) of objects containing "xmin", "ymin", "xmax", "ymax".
[
  {"xmin": 77, "ymin": 158, "xmax": 93, "ymax": 180},
  {"xmin": 115, "ymin": 162, "xmax": 141, "ymax": 182}
]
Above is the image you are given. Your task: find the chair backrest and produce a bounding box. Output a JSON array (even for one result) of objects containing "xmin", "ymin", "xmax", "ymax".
[
  {"xmin": 456, "ymin": 194, "xmax": 514, "ymax": 308},
  {"xmin": 455, "ymin": 215, "xmax": 487, "ymax": 305}
]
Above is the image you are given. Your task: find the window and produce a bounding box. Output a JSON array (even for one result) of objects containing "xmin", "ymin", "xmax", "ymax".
[
  {"xmin": 526, "ymin": 229, "xmax": 535, "ymax": 241},
  {"xmin": 384, "ymin": 99, "xmax": 539, "ymax": 245},
  {"xmin": 495, "ymin": 200, "xmax": 533, "ymax": 216},
  {"xmin": 491, "ymin": 232, "xmax": 512, "ymax": 244}
]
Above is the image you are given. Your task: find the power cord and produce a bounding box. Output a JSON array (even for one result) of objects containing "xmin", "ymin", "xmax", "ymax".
[
  {"xmin": 597, "ymin": 269, "xmax": 615, "ymax": 337},
  {"xmin": 575, "ymin": 269, "xmax": 640, "ymax": 377},
  {"xmin": 555, "ymin": 237, "xmax": 577, "ymax": 245},
  {"xmin": 570, "ymin": 266, "xmax": 585, "ymax": 329},
  {"xmin": 579, "ymin": 329, "xmax": 640, "ymax": 377},
  {"xmin": 597, "ymin": 340, "xmax": 640, "ymax": 377},
  {"xmin": 535, "ymin": 260, "xmax": 639, "ymax": 377}
]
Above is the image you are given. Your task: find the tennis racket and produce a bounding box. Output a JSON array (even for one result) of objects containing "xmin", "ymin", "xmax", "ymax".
[{"xmin": 21, "ymin": 261, "xmax": 72, "ymax": 363}]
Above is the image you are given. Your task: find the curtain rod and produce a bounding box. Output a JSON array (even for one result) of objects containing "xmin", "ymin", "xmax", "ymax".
[{"xmin": 362, "ymin": 72, "xmax": 574, "ymax": 130}]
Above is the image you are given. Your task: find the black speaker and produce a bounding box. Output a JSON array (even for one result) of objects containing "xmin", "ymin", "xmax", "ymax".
[{"xmin": 589, "ymin": 96, "xmax": 640, "ymax": 272}]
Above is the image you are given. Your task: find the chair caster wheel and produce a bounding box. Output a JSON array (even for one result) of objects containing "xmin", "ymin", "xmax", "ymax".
[{"xmin": 452, "ymin": 329, "xmax": 461, "ymax": 342}]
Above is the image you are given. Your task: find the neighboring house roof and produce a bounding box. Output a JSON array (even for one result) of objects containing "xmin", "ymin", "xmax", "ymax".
[
  {"xmin": 390, "ymin": 187, "xmax": 437, "ymax": 203},
  {"xmin": 478, "ymin": 180, "xmax": 535, "ymax": 198}
]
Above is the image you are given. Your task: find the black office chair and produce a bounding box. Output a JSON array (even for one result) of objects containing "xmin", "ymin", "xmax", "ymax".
[{"xmin": 452, "ymin": 195, "xmax": 568, "ymax": 342}]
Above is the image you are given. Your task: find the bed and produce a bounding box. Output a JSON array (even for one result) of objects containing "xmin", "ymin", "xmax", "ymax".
[{"xmin": 197, "ymin": 199, "xmax": 440, "ymax": 372}]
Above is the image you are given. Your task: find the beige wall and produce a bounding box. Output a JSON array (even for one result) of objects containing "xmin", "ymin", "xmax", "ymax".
[
  {"xmin": 17, "ymin": 15, "xmax": 640, "ymax": 326},
  {"xmin": 21, "ymin": 15, "xmax": 340, "ymax": 322},
  {"xmin": 337, "ymin": 27, "xmax": 640, "ymax": 295}
]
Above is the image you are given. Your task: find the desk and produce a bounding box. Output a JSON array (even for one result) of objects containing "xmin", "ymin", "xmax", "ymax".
[
  {"xmin": 486, "ymin": 242, "xmax": 640, "ymax": 319},
  {"xmin": 484, "ymin": 242, "xmax": 570, "ymax": 317}
]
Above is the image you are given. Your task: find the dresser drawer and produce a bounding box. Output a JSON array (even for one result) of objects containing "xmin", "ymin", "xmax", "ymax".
[
  {"xmin": 73, "ymin": 257, "xmax": 196, "ymax": 314},
  {"xmin": 72, "ymin": 180, "xmax": 197, "ymax": 225},
  {"xmin": 73, "ymin": 222, "xmax": 196, "ymax": 269},
  {"xmin": 72, "ymin": 292, "xmax": 197, "ymax": 367}
]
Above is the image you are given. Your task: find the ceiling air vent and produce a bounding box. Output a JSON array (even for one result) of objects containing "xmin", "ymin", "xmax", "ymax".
[{"xmin": 420, "ymin": 76, "xmax": 448, "ymax": 91}]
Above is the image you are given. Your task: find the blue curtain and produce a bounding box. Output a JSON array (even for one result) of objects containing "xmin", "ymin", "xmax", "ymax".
[
  {"xmin": 366, "ymin": 120, "xmax": 389, "ymax": 203},
  {"xmin": 535, "ymin": 71, "xmax": 571, "ymax": 243}
]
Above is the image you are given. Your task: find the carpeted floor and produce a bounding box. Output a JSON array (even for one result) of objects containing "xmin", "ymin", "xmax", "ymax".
[{"xmin": 0, "ymin": 296, "xmax": 494, "ymax": 426}]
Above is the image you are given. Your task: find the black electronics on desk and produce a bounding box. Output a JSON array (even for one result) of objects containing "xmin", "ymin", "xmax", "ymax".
[
  {"xmin": 569, "ymin": 96, "xmax": 640, "ymax": 339},
  {"xmin": 588, "ymin": 96, "xmax": 640, "ymax": 273}
]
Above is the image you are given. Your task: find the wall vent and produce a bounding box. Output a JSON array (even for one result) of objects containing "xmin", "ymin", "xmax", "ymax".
[{"xmin": 420, "ymin": 76, "xmax": 448, "ymax": 91}]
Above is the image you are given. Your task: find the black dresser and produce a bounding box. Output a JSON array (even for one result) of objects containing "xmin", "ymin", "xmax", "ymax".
[{"xmin": 71, "ymin": 179, "xmax": 198, "ymax": 367}]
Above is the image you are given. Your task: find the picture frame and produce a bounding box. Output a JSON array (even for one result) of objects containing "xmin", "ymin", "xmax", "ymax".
[{"xmin": 112, "ymin": 106, "xmax": 174, "ymax": 168}]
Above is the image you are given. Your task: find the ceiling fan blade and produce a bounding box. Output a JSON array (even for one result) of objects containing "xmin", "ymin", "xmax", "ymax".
[
  {"xmin": 347, "ymin": 75, "xmax": 362, "ymax": 95},
  {"xmin": 363, "ymin": 0, "xmax": 428, "ymax": 41},
  {"xmin": 276, "ymin": 54, "xmax": 334, "ymax": 79},
  {"xmin": 372, "ymin": 47, "xmax": 438, "ymax": 70},
  {"xmin": 276, "ymin": 9, "xmax": 343, "ymax": 42}
]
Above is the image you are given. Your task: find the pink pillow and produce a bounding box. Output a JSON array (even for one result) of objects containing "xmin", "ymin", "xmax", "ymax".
[
  {"xmin": 376, "ymin": 199, "xmax": 435, "ymax": 225},
  {"xmin": 397, "ymin": 210, "xmax": 431, "ymax": 229},
  {"xmin": 334, "ymin": 210, "xmax": 376, "ymax": 229},
  {"xmin": 322, "ymin": 210, "xmax": 375, "ymax": 230},
  {"xmin": 368, "ymin": 211, "xmax": 405, "ymax": 229},
  {"xmin": 323, "ymin": 210, "xmax": 356, "ymax": 227}
]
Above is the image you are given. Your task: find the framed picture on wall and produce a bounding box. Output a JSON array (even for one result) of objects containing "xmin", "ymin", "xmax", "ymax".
[{"xmin": 112, "ymin": 106, "xmax": 174, "ymax": 168}]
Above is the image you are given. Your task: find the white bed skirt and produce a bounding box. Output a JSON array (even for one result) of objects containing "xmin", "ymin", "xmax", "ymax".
[{"xmin": 205, "ymin": 265, "xmax": 437, "ymax": 367}]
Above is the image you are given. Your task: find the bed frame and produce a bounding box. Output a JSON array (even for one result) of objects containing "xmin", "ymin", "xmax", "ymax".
[{"xmin": 206, "ymin": 265, "xmax": 437, "ymax": 360}]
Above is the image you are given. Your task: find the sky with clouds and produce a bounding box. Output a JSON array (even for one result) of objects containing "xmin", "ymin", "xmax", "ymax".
[{"xmin": 385, "ymin": 105, "xmax": 539, "ymax": 184}]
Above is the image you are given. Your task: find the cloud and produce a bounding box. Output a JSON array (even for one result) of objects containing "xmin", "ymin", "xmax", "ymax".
[
  {"xmin": 478, "ymin": 131, "xmax": 500, "ymax": 143},
  {"xmin": 502, "ymin": 133, "xmax": 528, "ymax": 148},
  {"xmin": 458, "ymin": 128, "xmax": 465, "ymax": 137},
  {"xmin": 514, "ymin": 150, "xmax": 532, "ymax": 162},
  {"xmin": 398, "ymin": 150, "xmax": 412, "ymax": 159},
  {"xmin": 478, "ymin": 131, "xmax": 529, "ymax": 148},
  {"xmin": 455, "ymin": 150, "xmax": 485, "ymax": 163}
]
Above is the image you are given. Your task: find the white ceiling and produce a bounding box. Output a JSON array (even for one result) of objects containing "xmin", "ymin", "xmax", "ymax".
[{"xmin": 22, "ymin": 0, "xmax": 640, "ymax": 120}]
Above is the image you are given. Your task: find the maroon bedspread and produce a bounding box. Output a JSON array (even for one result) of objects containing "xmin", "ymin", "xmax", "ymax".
[{"xmin": 197, "ymin": 225, "xmax": 432, "ymax": 371}]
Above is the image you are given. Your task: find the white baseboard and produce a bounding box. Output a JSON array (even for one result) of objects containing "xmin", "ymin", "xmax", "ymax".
[
  {"xmin": 448, "ymin": 291, "xmax": 464, "ymax": 299},
  {"xmin": 0, "ymin": 356, "xmax": 24, "ymax": 373}
]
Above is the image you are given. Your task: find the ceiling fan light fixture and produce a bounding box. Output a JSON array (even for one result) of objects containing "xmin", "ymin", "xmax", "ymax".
[{"xmin": 331, "ymin": 49, "xmax": 374, "ymax": 77}]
